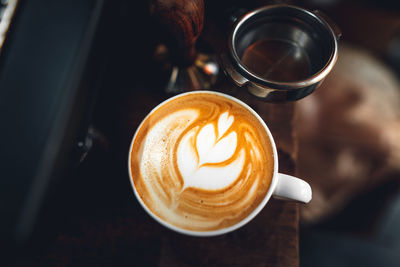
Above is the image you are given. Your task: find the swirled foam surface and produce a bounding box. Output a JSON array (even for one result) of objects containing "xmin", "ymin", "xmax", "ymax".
[{"xmin": 130, "ymin": 93, "xmax": 274, "ymax": 231}]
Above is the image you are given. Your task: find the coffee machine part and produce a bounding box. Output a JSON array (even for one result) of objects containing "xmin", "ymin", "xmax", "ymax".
[{"xmin": 221, "ymin": 5, "xmax": 341, "ymax": 101}]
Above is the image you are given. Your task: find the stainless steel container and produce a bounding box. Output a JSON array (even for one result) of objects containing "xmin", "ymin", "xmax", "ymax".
[{"xmin": 221, "ymin": 4, "xmax": 341, "ymax": 101}]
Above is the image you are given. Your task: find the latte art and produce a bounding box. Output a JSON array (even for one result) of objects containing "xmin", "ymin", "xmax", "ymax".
[
  {"xmin": 130, "ymin": 93, "xmax": 274, "ymax": 231},
  {"xmin": 177, "ymin": 111, "xmax": 244, "ymax": 190}
]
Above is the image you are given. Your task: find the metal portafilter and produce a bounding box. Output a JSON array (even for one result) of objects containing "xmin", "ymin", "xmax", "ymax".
[{"xmin": 222, "ymin": 4, "xmax": 341, "ymax": 101}]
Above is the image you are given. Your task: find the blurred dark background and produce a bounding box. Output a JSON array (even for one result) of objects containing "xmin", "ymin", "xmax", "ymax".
[
  {"xmin": 0, "ymin": 0, "xmax": 399, "ymax": 266},
  {"xmin": 295, "ymin": 1, "xmax": 400, "ymax": 267}
]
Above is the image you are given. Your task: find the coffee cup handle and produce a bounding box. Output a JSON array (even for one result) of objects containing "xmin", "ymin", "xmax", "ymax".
[{"xmin": 273, "ymin": 173, "xmax": 312, "ymax": 203}]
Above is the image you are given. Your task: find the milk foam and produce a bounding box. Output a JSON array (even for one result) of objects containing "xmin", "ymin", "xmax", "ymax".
[
  {"xmin": 177, "ymin": 112, "xmax": 244, "ymax": 190},
  {"xmin": 130, "ymin": 93, "xmax": 274, "ymax": 232}
]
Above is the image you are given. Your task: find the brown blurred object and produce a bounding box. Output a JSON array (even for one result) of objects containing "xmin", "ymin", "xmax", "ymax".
[
  {"xmin": 295, "ymin": 43, "xmax": 400, "ymax": 224},
  {"xmin": 149, "ymin": 0, "xmax": 204, "ymax": 66}
]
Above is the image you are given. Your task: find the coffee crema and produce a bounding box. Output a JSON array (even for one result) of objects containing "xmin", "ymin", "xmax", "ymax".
[{"xmin": 129, "ymin": 93, "xmax": 274, "ymax": 231}]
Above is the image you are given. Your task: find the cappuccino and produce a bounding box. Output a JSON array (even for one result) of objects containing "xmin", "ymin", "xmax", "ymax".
[{"xmin": 129, "ymin": 92, "xmax": 274, "ymax": 232}]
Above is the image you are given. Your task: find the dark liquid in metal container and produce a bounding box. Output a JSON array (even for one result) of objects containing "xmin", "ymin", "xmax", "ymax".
[{"xmin": 241, "ymin": 39, "xmax": 311, "ymax": 82}]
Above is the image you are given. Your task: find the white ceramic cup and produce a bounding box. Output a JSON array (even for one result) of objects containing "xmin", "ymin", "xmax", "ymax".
[{"xmin": 128, "ymin": 91, "xmax": 312, "ymax": 236}]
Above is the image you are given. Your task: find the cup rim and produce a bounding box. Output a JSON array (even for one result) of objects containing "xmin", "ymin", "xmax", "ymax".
[
  {"xmin": 128, "ymin": 90, "xmax": 279, "ymax": 236},
  {"xmin": 229, "ymin": 4, "xmax": 339, "ymax": 90}
]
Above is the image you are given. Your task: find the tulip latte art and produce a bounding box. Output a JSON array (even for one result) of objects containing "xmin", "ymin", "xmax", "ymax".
[{"xmin": 129, "ymin": 93, "xmax": 274, "ymax": 231}]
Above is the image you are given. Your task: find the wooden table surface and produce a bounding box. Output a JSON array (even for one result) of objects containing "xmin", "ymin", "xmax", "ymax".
[
  {"xmin": 12, "ymin": 87, "xmax": 300, "ymax": 267},
  {"xmin": 11, "ymin": 2, "xmax": 300, "ymax": 265}
]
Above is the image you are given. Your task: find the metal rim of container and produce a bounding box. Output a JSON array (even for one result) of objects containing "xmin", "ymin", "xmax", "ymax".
[{"xmin": 229, "ymin": 4, "xmax": 339, "ymax": 90}]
